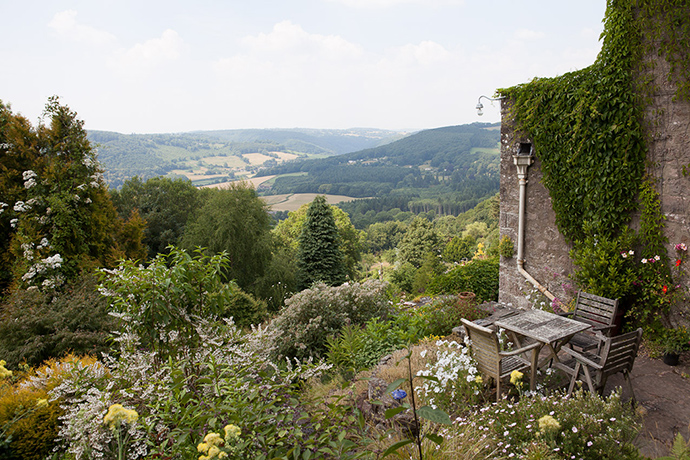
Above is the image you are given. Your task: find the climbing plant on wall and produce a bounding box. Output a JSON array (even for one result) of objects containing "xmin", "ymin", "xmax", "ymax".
[{"xmin": 499, "ymin": 0, "xmax": 690, "ymax": 334}]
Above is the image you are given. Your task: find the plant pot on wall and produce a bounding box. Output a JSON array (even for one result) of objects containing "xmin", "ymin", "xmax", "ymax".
[
  {"xmin": 663, "ymin": 352, "xmax": 680, "ymax": 366},
  {"xmin": 458, "ymin": 292, "xmax": 476, "ymax": 306}
]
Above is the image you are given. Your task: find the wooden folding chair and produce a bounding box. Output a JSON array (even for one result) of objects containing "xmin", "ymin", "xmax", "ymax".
[
  {"xmin": 461, "ymin": 318, "xmax": 540, "ymax": 402},
  {"xmin": 560, "ymin": 328, "xmax": 643, "ymax": 404}
]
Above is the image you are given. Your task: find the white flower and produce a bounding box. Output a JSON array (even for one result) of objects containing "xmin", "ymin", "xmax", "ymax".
[
  {"xmin": 654, "ymin": 255, "xmax": 661, "ymax": 261},
  {"xmin": 572, "ymin": 426, "xmax": 578, "ymax": 433},
  {"xmin": 629, "ymin": 250, "xmax": 634, "ymax": 255},
  {"xmin": 24, "ymin": 178, "xmax": 36, "ymax": 189},
  {"xmin": 22, "ymin": 170, "xmax": 37, "ymax": 181},
  {"xmin": 14, "ymin": 201, "xmax": 30, "ymax": 212},
  {"xmin": 10, "ymin": 218, "xmax": 18, "ymax": 228},
  {"xmin": 641, "ymin": 259, "xmax": 648, "ymax": 264}
]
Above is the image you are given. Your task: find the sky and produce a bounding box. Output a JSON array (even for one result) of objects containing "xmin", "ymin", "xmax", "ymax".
[{"xmin": 1, "ymin": 0, "xmax": 607, "ymax": 134}]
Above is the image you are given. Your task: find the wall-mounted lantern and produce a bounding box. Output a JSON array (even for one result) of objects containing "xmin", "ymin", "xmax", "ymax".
[{"xmin": 476, "ymin": 95, "xmax": 503, "ymax": 116}]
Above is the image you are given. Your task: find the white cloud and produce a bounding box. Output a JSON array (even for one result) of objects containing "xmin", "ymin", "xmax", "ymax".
[
  {"xmin": 325, "ymin": 0, "xmax": 463, "ymax": 8},
  {"xmin": 241, "ymin": 20, "xmax": 362, "ymax": 60},
  {"xmin": 108, "ymin": 29, "xmax": 187, "ymax": 77},
  {"xmin": 514, "ymin": 28, "xmax": 545, "ymax": 41},
  {"xmin": 391, "ymin": 40, "xmax": 450, "ymax": 66},
  {"xmin": 48, "ymin": 10, "xmax": 116, "ymax": 45}
]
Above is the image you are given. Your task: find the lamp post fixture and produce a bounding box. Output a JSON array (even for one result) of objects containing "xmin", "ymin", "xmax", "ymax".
[{"xmin": 476, "ymin": 95, "xmax": 503, "ymax": 116}]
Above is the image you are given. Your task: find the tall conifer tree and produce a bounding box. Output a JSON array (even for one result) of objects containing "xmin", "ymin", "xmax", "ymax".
[{"xmin": 296, "ymin": 196, "xmax": 347, "ymax": 289}]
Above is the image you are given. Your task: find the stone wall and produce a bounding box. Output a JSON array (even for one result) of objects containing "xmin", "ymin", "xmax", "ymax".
[
  {"xmin": 498, "ymin": 36, "xmax": 690, "ymax": 316},
  {"xmin": 498, "ymin": 102, "xmax": 575, "ymax": 310}
]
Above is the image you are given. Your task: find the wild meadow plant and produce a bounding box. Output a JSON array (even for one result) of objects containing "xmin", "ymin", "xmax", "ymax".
[{"xmin": 453, "ymin": 388, "xmax": 640, "ymax": 460}]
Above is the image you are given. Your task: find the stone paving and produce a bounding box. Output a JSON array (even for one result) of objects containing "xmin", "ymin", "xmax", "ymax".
[{"xmin": 604, "ymin": 351, "xmax": 690, "ymax": 458}]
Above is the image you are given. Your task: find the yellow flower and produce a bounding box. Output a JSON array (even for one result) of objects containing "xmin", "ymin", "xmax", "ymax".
[
  {"xmin": 103, "ymin": 404, "xmax": 139, "ymax": 430},
  {"xmin": 510, "ymin": 370, "xmax": 523, "ymax": 385},
  {"xmin": 0, "ymin": 360, "xmax": 12, "ymax": 379},
  {"xmin": 197, "ymin": 442, "xmax": 210, "ymax": 453},
  {"xmin": 538, "ymin": 414, "xmax": 561, "ymax": 432},
  {"xmin": 203, "ymin": 432, "xmax": 224, "ymax": 447},
  {"xmin": 474, "ymin": 375, "xmax": 483, "ymax": 385},
  {"xmin": 218, "ymin": 452, "xmax": 228, "ymax": 459},
  {"xmin": 207, "ymin": 446, "xmax": 221, "ymax": 458},
  {"xmin": 36, "ymin": 398, "xmax": 49, "ymax": 408},
  {"xmin": 224, "ymin": 424, "xmax": 241, "ymax": 441}
]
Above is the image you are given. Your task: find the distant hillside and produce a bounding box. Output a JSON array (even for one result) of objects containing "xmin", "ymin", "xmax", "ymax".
[
  {"xmin": 88, "ymin": 128, "xmax": 406, "ymax": 188},
  {"xmin": 257, "ymin": 122, "xmax": 501, "ymax": 226}
]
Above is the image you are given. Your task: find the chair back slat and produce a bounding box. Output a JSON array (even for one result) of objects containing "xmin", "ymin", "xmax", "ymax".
[
  {"xmin": 461, "ymin": 318, "xmax": 501, "ymax": 375},
  {"xmin": 597, "ymin": 328, "xmax": 642, "ymax": 382},
  {"xmin": 573, "ymin": 292, "xmax": 618, "ymax": 327}
]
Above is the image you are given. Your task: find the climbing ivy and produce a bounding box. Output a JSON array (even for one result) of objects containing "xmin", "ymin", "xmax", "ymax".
[
  {"xmin": 499, "ymin": 1, "xmax": 690, "ymax": 333},
  {"xmin": 499, "ymin": 0, "xmax": 689, "ymax": 243}
]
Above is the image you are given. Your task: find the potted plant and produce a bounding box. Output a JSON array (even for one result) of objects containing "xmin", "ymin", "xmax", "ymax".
[{"xmin": 658, "ymin": 326, "xmax": 690, "ymax": 366}]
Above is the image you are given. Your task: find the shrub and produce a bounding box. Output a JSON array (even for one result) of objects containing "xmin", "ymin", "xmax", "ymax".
[
  {"xmin": 271, "ymin": 280, "xmax": 393, "ymax": 360},
  {"xmin": 326, "ymin": 318, "xmax": 409, "ymax": 376},
  {"xmin": 415, "ymin": 295, "xmax": 488, "ymax": 339},
  {"xmin": 0, "ymin": 355, "xmax": 100, "ymax": 460},
  {"xmin": 0, "ymin": 274, "xmax": 115, "ymax": 368},
  {"xmin": 222, "ymin": 283, "xmax": 268, "ymax": 328},
  {"xmin": 426, "ymin": 257, "xmax": 499, "ymax": 302}
]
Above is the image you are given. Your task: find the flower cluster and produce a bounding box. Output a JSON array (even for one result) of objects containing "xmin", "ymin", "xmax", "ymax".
[
  {"xmin": 23, "ymin": 170, "xmax": 37, "ymax": 189},
  {"xmin": 538, "ymin": 414, "xmax": 561, "ymax": 432},
  {"xmin": 0, "ymin": 359, "xmax": 12, "ymax": 379},
  {"xmin": 415, "ymin": 339, "xmax": 483, "ymax": 411},
  {"xmin": 197, "ymin": 425, "xmax": 242, "ymax": 460},
  {"xmin": 103, "ymin": 404, "xmax": 139, "ymax": 430}
]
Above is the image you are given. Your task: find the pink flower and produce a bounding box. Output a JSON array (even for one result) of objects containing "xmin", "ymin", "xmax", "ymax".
[{"xmin": 675, "ymin": 243, "xmax": 687, "ymax": 252}]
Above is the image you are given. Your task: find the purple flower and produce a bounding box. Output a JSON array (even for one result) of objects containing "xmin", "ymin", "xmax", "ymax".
[{"xmin": 391, "ymin": 389, "xmax": 407, "ymax": 401}]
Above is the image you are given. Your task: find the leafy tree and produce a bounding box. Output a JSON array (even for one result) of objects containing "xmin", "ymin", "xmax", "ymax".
[
  {"xmin": 0, "ymin": 97, "xmax": 143, "ymax": 292},
  {"xmin": 181, "ymin": 182, "xmax": 273, "ymax": 292},
  {"xmin": 397, "ymin": 216, "xmax": 440, "ymax": 268},
  {"xmin": 296, "ymin": 196, "xmax": 347, "ymax": 289},
  {"xmin": 443, "ymin": 235, "xmax": 476, "ymax": 262},
  {"xmin": 365, "ymin": 220, "xmax": 407, "ymax": 253},
  {"xmin": 110, "ymin": 176, "xmax": 201, "ymax": 259}
]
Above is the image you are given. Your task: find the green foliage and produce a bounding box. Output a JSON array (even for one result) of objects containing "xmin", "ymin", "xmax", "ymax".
[
  {"xmin": 181, "ymin": 182, "xmax": 273, "ymax": 292},
  {"xmin": 270, "ymin": 280, "xmax": 393, "ymax": 360},
  {"xmin": 442, "ymin": 235, "xmax": 475, "ymax": 263},
  {"xmin": 570, "ymin": 227, "xmax": 637, "ymax": 301},
  {"xmin": 426, "ymin": 258, "xmax": 500, "ymax": 302},
  {"xmin": 326, "ymin": 318, "xmax": 410, "ymax": 377},
  {"xmin": 0, "ymin": 273, "xmax": 115, "ymax": 368},
  {"xmin": 222, "ymin": 283, "xmax": 269, "ymax": 329},
  {"xmin": 397, "ymin": 217, "xmax": 440, "ymax": 269},
  {"xmin": 1, "ymin": 97, "xmax": 138, "ymax": 291},
  {"xmin": 110, "ymin": 176, "xmax": 201, "ymax": 259},
  {"xmin": 365, "ymin": 220, "xmax": 407, "ymax": 253},
  {"xmin": 100, "ymin": 247, "xmax": 249, "ymax": 356},
  {"xmin": 415, "ymin": 296, "xmax": 488, "ymax": 339},
  {"xmin": 411, "ymin": 252, "xmax": 445, "ymax": 294},
  {"xmin": 275, "ymin": 200, "xmax": 363, "ymax": 283},
  {"xmin": 388, "ymin": 262, "xmax": 417, "ymax": 294},
  {"xmin": 296, "ymin": 196, "xmax": 348, "ymax": 289},
  {"xmin": 497, "ymin": 235, "xmax": 515, "ymax": 258},
  {"xmin": 658, "ymin": 433, "xmax": 690, "ymax": 460}
]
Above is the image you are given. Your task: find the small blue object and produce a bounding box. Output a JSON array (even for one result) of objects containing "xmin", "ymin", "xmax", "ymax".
[{"xmin": 391, "ymin": 389, "xmax": 407, "ymax": 401}]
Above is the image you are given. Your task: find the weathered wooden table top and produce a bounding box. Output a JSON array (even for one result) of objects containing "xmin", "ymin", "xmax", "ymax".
[{"xmin": 494, "ymin": 309, "xmax": 591, "ymax": 344}]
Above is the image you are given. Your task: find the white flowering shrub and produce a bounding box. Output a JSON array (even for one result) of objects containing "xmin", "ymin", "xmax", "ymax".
[
  {"xmin": 415, "ymin": 340, "xmax": 485, "ymax": 412},
  {"xmin": 270, "ymin": 280, "xmax": 393, "ymax": 360}
]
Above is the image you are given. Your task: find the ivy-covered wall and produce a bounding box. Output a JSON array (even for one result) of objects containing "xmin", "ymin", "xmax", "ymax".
[{"xmin": 498, "ymin": 1, "xmax": 690, "ymax": 323}]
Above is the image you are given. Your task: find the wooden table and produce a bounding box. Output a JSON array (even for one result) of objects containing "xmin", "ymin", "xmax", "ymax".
[{"xmin": 494, "ymin": 309, "xmax": 592, "ymax": 391}]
